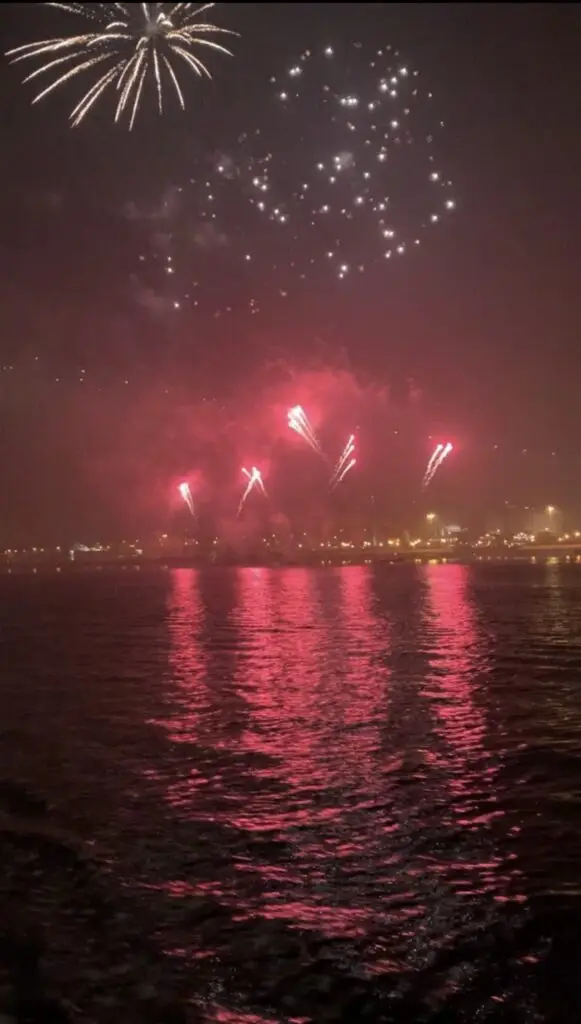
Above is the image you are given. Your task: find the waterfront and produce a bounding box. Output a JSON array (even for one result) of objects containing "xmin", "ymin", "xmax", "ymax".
[
  {"xmin": 1, "ymin": 563, "xmax": 581, "ymax": 1021},
  {"xmin": 2, "ymin": 542, "xmax": 581, "ymax": 573}
]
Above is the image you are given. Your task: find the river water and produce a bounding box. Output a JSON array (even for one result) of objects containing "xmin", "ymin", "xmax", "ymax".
[{"xmin": 1, "ymin": 562, "xmax": 581, "ymax": 1021}]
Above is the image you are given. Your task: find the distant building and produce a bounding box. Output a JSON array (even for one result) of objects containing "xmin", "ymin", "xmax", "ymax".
[
  {"xmin": 442, "ymin": 523, "xmax": 463, "ymax": 537},
  {"xmin": 524, "ymin": 506, "xmax": 563, "ymax": 538},
  {"xmin": 486, "ymin": 505, "xmax": 563, "ymax": 538},
  {"xmin": 487, "ymin": 504, "xmax": 527, "ymax": 537}
]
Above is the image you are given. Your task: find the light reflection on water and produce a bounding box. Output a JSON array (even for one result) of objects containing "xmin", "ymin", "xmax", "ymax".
[
  {"xmin": 155, "ymin": 566, "xmax": 535, "ymax": 992},
  {"xmin": 3, "ymin": 564, "xmax": 581, "ymax": 1019}
]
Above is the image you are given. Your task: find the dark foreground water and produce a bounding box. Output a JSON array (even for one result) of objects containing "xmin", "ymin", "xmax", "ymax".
[{"xmin": 1, "ymin": 563, "xmax": 581, "ymax": 1022}]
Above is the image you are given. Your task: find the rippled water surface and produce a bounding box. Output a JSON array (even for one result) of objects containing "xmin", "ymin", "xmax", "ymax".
[{"xmin": 2, "ymin": 562, "xmax": 581, "ymax": 1021}]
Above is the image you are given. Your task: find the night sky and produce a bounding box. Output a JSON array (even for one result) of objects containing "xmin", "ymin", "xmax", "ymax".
[{"xmin": 1, "ymin": 2, "xmax": 580, "ymax": 543}]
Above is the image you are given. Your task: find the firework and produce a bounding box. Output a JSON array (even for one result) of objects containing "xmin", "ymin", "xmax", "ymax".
[
  {"xmin": 213, "ymin": 40, "xmax": 455, "ymax": 286},
  {"xmin": 334, "ymin": 457, "xmax": 356, "ymax": 488},
  {"xmin": 178, "ymin": 480, "xmax": 195, "ymax": 516},
  {"xmin": 128, "ymin": 41, "xmax": 456, "ymax": 319},
  {"xmin": 423, "ymin": 442, "xmax": 453, "ymax": 489},
  {"xmin": 432, "ymin": 442, "xmax": 453, "ymax": 482},
  {"xmin": 331, "ymin": 433, "xmax": 356, "ymax": 488},
  {"xmin": 7, "ymin": 2, "xmax": 236, "ymax": 128},
  {"xmin": 288, "ymin": 405, "xmax": 323, "ymax": 456},
  {"xmin": 238, "ymin": 466, "xmax": 266, "ymax": 516},
  {"xmin": 422, "ymin": 443, "xmax": 443, "ymax": 488}
]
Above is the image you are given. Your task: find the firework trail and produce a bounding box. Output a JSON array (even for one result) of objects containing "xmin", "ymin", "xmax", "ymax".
[
  {"xmin": 7, "ymin": 2, "xmax": 236, "ymax": 128},
  {"xmin": 331, "ymin": 433, "xmax": 356, "ymax": 488},
  {"xmin": 178, "ymin": 481, "xmax": 195, "ymax": 517},
  {"xmin": 422, "ymin": 443, "xmax": 443, "ymax": 488},
  {"xmin": 238, "ymin": 466, "xmax": 266, "ymax": 516},
  {"xmin": 423, "ymin": 442, "xmax": 453, "ymax": 489},
  {"xmin": 334, "ymin": 457, "xmax": 356, "ymax": 487},
  {"xmin": 431, "ymin": 442, "xmax": 453, "ymax": 483},
  {"xmin": 287, "ymin": 405, "xmax": 324, "ymax": 456}
]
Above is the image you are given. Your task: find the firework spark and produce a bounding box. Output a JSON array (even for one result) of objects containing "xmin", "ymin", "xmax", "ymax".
[
  {"xmin": 238, "ymin": 466, "xmax": 266, "ymax": 516},
  {"xmin": 423, "ymin": 442, "xmax": 453, "ymax": 488},
  {"xmin": 288, "ymin": 405, "xmax": 323, "ymax": 456},
  {"xmin": 431, "ymin": 442, "xmax": 453, "ymax": 483},
  {"xmin": 213, "ymin": 40, "xmax": 455, "ymax": 286},
  {"xmin": 7, "ymin": 2, "xmax": 236, "ymax": 128},
  {"xmin": 178, "ymin": 480, "xmax": 195, "ymax": 516},
  {"xmin": 422, "ymin": 443, "xmax": 443, "ymax": 488},
  {"xmin": 331, "ymin": 433, "xmax": 356, "ymax": 488},
  {"xmin": 334, "ymin": 456, "xmax": 356, "ymax": 487}
]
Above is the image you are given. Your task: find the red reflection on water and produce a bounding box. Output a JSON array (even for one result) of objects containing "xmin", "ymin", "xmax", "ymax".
[
  {"xmin": 232, "ymin": 567, "xmax": 388, "ymax": 821},
  {"xmin": 234, "ymin": 568, "xmax": 333, "ymax": 807},
  {"xmin": 327, "ymin": 567, "xmax": 388, "ymax": 790},
  {"xmin": 224, "ymin": 567, "xmax": 392, "ymax": 938},
  {"xmin": 423, "ymin": 564, "xmax": 487, "ymax": 790},
  {"xmin": 143, "ymin": 569, "xmax": 216, "ymax": 812},
  {"xmin": 419, "ymin": 568, "xmax": 527, "ymax": 907},
  {"xmin": 163, "ymin": 569, "xmax": 207, "ymax": 744},
  {"xmin": 209, "ymin": 1010, "xmax": 306, "ymax": 1024},
  {"xmin": 146, "ymin": 566, "xmax": 531, "ymax": 963},
  {"xmin": 245, "ymin": 899, "xmax": 372, "ymax": 937}
]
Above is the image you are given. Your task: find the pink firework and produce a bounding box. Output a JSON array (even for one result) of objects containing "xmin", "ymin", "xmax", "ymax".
[
  {"xmin": 178, "ymin": 481, "xmax": 195, "ymax": 517},
  {"xmin": 423, "ymin": 442, "xmax": 453, "ymax": 488},
  {"xmin": 331, "ymin": 434, "xmax": 356, "ymax": 488},
  {"xmin": 287, "ymin": 405, "xmax": 323, "ymax": 456},
  {"xmin": 238, "ymin": 466, "xmax": 267, "ymax": 516}
]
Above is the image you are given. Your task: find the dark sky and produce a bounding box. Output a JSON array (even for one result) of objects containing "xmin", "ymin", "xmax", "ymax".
[{"xmin": 0, "ymin": 2, "xmax": 580, "ymax": 542}]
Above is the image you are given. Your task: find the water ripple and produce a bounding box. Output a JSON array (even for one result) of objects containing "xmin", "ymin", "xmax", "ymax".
[{"xmin": 1, "ymin": 563, "xmax": 581, "ymax": 1020}]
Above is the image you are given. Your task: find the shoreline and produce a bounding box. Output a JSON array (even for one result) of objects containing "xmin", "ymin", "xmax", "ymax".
[{"xmin": 1, "ymin": 548, "xmax": 580, "ymax": 574}]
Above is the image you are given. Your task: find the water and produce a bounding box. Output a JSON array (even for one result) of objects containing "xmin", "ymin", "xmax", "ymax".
[{"xmin": 1, "ymin": 562, "xmax": 581, "ymax": 1021}]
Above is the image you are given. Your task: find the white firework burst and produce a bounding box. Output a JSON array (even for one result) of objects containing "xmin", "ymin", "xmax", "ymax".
[{"xmin": 6, "ymin": 2, "xmax": 237, "ymax": 129}]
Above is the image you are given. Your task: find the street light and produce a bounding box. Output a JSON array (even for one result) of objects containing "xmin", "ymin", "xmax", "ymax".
[{"xmin": 426, "ymin": 512, "xmax": 439, "ymax": 541}]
